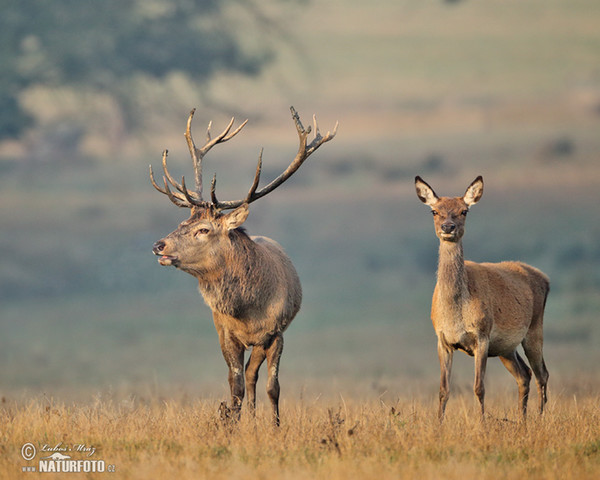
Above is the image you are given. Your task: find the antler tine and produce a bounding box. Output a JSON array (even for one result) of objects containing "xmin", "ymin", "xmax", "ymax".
[
  {"xmin": 213, "ymin": 106, "xmax": 337, "ymax": 211},
  {"xmin": 160, "ymin": 149, "xmax": 187, "ymax": 195},
  {"xmin": 211, "ymin": 148, "xmax": 262, "ymax": 210},
  {"xmin": 210, "ymin": 174, "xmax": 219, "ymax": 205},
  {"xmin": 149, "ymin": 163, "xmax": 167, "ymax": 195},
  {"xmin": 162, "ymin": 175, "xmax": 192, "ymax": 208},
  {"xmin": 181, "ymin": 175, "xmax": 207, "ymax": 208},
  {"xmin": 205, "ymin": 120, "xmax": 213, "ymax": 143},
  {"xmin": 307, "ymin": 114, "xmax": 339, "ymax": 156},
  {"xmin": 200, "ymin": 117, "xmax": 249, "ymax": 156},
  {"xmin": 150, "ymin": 152, "xmax": 193, "ymax": 208},
  {"xmin": 245, "ymin": 148, "xmax": 263, "ymax": 203},
  {"xmin": 184, "ymin": 109, "xmax": 203, "ymax": 199}
]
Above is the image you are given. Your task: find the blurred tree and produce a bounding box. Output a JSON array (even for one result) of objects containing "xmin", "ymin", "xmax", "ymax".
[{"xmin": 0, "ymin": 0, "xmax": 273, "ymax": 140}]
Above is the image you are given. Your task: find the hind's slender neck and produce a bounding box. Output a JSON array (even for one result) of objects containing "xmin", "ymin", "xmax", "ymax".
[{"xmin": 436, "ymin": 240, "xmax": 468, "ymax": 310}]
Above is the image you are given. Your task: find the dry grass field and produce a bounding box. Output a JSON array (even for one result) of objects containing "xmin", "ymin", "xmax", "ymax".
[
  {"xmin": 2, "ymin": 391, "xmax": 599, "ymax": 479},
  {"xmin": 2, "ymin": 1, "xmax": 599, "ymax": 479}
]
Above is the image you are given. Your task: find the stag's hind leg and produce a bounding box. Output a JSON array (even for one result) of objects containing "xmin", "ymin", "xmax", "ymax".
[
  {"xmin": 499, "ymin": 350, "xmax": 532, "ymax": 418},
  {"xmin": 265, "ymin": 334, "xmax": 284, "ymax": 426},
  {"xmin": 245, "ymin": 346, "xmax": 267, "ymax": 416}
]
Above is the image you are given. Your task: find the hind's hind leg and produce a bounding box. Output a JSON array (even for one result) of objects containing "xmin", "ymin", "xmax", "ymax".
[
  {"xmin": 522, "ymin": 324, "xmax": 549, "ymax": 414},
  {"xmin": 500, "ymin": 351, "xmax": 532, "ymax": 418}
]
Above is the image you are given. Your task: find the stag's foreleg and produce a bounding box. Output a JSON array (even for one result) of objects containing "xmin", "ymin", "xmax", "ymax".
[
  {"xmin": 245, "ymin": 346, "xmax": 267, "ymax": 416},
  {"xmin": 265, "ymin": 334, "xmax": 284, "ymax": 426},
  {"xmin": 437, "ymin": 340, "xmax": 453, "ymax": 422},
  {"xmin": 216, "ymin": 326, "xmax": 246, "ymax": 421},
  {"xmin": 499, "ymin": 350, "xmax": 532, "ymax": 419}
]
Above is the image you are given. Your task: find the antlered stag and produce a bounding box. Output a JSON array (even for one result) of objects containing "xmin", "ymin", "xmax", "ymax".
[
  {"xmin": 151, "ymin": 107, "xmax": 337, "ymax": 425},
  {"xmin": 415, "ymin": 176, "xmax": 550, "ymax": 421}
]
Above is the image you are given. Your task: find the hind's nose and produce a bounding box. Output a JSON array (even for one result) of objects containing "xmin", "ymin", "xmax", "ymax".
[
  {"xmin": 441, "ymin": 222, "xmax": 456, "ymax": 234},
  {"xmin": 152, "ymin": 240, "xmax": 166, "ymax": 255}
]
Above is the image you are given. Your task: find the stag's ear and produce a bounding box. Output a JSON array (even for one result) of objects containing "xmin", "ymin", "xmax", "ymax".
[
  {"xmin": 415, "ymin": 176, "xmax": 439, "ymax": 206},
  {"xmin": 463, "ymin": 176, "xmax": 484, "ymax": 206},
  {"xmin": 223, "ymin": 204, "xmax": 249, "ymax": 230}
]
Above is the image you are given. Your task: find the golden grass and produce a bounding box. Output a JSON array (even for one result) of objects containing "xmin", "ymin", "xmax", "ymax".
[{"xmin": 2, "ymin": 392, "xmax": 599, "ymax": 479}]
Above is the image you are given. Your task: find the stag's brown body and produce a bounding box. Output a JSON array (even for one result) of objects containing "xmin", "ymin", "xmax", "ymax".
[
  {"xmin": 199, "ymin": 233, "xmax": 301, "ymax": 342},
  {"xmin": 155, "ymin": 207, "xmax": 301, "ymax": 423},
  {"xmin": 416, "ymin": 176, "xmax": 550, "ymax": 421},
  {"xmin": 151, "ymin": 107, "xmax": 336, "ymax": 425}
]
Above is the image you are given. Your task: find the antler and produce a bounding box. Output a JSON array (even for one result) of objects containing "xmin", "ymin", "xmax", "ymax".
[
  {"xmin": 149, "ymin": 109, "xmax": 248, "ymax": 209},
  {"xmin": 185, "ymin": 108, "xmax": 248, "ymax": 201},
  {"xmin": 150, "ymin": 106, "xmax": 338, "ymax": 211},
  {"xmin": 213, "ymin": 106, "xmax": 338, "ymax": 210}
]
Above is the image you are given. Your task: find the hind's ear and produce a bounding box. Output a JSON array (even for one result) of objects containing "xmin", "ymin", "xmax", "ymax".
[
  {"xmin": 415, "ymin": 176, "xmax": 438, "ymax": 206},
  {"xmin": 223, "ymin": 204, "xmax": 249, "ymax": 230},
  {"xmin": 463, "ymin": 176, "xmax": 484, "ymax": 206}
]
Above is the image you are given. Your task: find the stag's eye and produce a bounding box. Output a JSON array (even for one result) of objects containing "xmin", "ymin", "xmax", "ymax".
[
  {"xmin": 195, "ymin": 228, "xmax": 210, "ymax": 236},
  {"xmin": 431, "ymin": 210, "xmax": 439, "ymax": 216},
  {"xmin": 461, "ymin": 210, "xmax": 468, "ymax": 216}
]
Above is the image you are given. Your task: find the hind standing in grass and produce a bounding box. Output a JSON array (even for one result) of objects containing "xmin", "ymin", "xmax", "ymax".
[{"xmin": 415, "ymin": 175, "xmax": 550, "ymax": 421}]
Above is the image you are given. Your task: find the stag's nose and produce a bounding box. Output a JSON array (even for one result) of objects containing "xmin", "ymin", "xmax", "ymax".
[
  {"xmin": 441, "ymin": 222, "xmax": 456, "ymax": 234},
  {"xmin": 153, "ymin": 240, "xmax": 166, "ymax": 255}
]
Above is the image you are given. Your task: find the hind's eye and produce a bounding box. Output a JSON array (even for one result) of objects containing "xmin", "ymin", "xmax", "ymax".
[
  {"xmin": 461, "ymin": 210, "xmax": 468, "ymax": 216},
  {"xmin": 431, "ymin": 210, "xmax": 439, "ymax": 216}
]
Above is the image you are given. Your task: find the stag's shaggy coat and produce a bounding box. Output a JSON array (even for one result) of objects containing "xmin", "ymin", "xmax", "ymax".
[
  {"xmin": 151, "ymin": 107, "xmax": 336, "ymax": 425},
  {"xmin": 201, "ymin": 231, "xmax": 301, "ymax": 331}
]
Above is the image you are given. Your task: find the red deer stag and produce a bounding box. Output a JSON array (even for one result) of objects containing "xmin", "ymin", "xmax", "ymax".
[
  {"xmin": 415, "ymin": 176, "xmax": 550, "ymax": 421},
  {"xmin": 150, "ymin": 107, "xmax": 337, "ymax": 425}
]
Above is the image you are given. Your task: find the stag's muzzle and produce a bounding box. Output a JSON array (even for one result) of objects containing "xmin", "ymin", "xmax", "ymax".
[{"xmin": 152, "ymin": 240, "xmax": 178, "ymax": 266}]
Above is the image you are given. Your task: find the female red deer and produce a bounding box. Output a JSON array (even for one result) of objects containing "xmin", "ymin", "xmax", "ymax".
[
  {"xmin": 151, "ymin": 107, "xmax": 337, "ymax": 425},
  {"xmin": 415, "ymin": 176, "xmax": 550, "ymax": 421}
]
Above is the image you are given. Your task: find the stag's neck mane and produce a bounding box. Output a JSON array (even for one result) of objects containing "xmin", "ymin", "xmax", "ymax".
[
  {"xmin": 436, "ymin": 240, "xmax": 469, "ymax": 311},
  {"xmin": 196, "ymin": 228, "xmax": 267, "ymax": 318}
]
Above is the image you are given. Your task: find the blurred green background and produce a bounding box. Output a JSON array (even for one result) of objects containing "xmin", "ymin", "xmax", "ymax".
[{"xmin": 1, "ymin": 0, "xmax": 599, "ymax": 402}]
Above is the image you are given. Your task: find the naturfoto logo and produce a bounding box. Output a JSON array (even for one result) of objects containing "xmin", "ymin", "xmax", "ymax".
[{"xmin": 20, "ymin": 442, "xmax": 116, "ymax": 474}]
